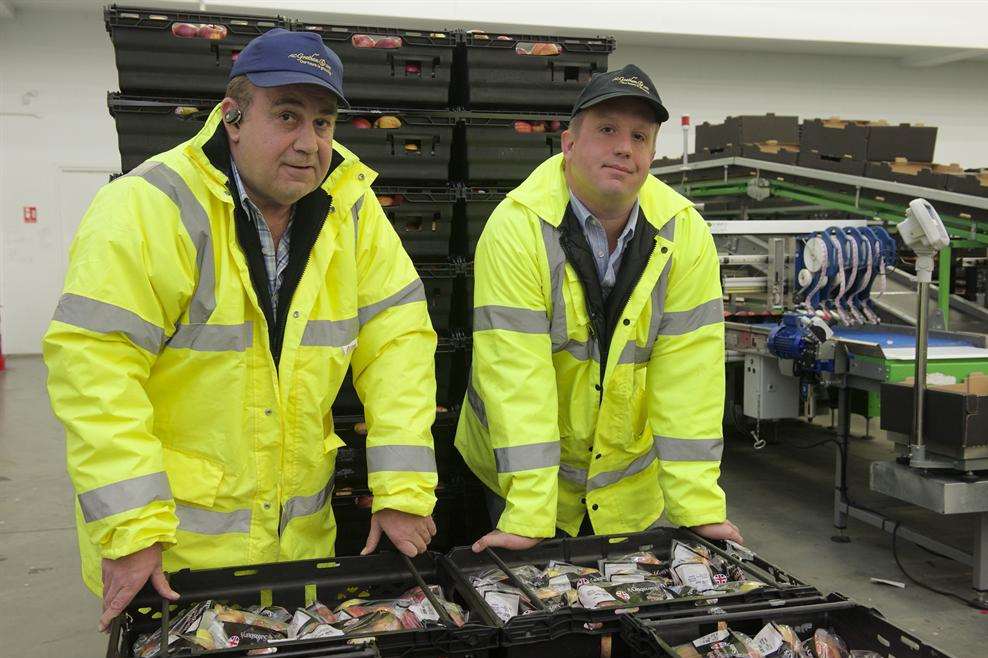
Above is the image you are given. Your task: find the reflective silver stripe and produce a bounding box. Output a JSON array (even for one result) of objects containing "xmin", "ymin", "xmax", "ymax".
[
  {"xmin": 653, "ymin": 435, "xmax": 724, "ymax": 462},
  {"xmin": 659, "ymin": 218, "xmax": 676, "ymax": 242},
  {"xmin": 616, "ymin": 340, "xmax": 651, "ymax": 365},
  {"xmin": 657, "ymin": 298, "xmax": 724, "ymax": 336},
  {"xmin": 167, "ymin": 322, "xmax": 253, "ymax": 352},
  {"xmin": 352, "ymin": 194, "xmax": 364, "ymax": 244},
  {"xmin": 176, "ymin": 504, "xmax": 252, "ymax": 535},
  {"xmin": 474, "ymin": 305, "xmax": 549, "ymax": 334},
  {"xmin": 558, "ymin": 462, "xmax": 588, "ymax": 487},
  {"xmin": 585, "ymin": 450, "xmax": 658, "ymax": 493},
  {"xmin": 559, "ymin": 338, "xmax": 600, "ymax": 363},
  {"xmin": 367, "ymin": 445, "xmax": 437, "ymax": 473},
  {"xmin": 358, "ymin": 279, "xmax": 426, "ymax": 326},
  {"xmin": 644, "ymin": 257, "xmax": 674, "ymax": 355},
  {"xmin": 494, "ymin": 441, "xmax": 560, "ymax": 473},
  {"xmin": 300, "ymin": 317, "xmax": 359, "ymax": 347},
  {"xmin": 280, "ymin": 475, "xmax": 334, "ymax": 533},
  {"xmin": 466, "ymin": 381, "xmax": 488, "ymax": 429},
  {"xmin": 53, "ymin": 293, "xmax": 165, "ymax": 354},
  {"xmin": 78, "ymin": 471, "xmax": 172, "ymax": 523},
  {"xmin": 128, "ymin": 161, "xmax": 216, "ymax": 324},
  {"xmin": 540, "ymin": 221, "xmax": 570, "ymax": 352}
]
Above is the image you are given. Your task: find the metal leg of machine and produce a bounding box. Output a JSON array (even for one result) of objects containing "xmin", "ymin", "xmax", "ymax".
[{"xmin": 976, "ymin": 512, "xmax": 988, "ymax": 608}]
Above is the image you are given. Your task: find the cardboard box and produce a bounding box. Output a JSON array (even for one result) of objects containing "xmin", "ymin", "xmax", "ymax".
[
  {"xmin": 880, "ymin": 373, "xmax": 988, "ymax": 460},
  {"xmin": 695, "ymin": 114, "xmax": 799, "ymax": 154},
  {"xmin": 865, "ymin": 159, "xmax": 964, "ymax": 190},
  {"xmin": 742, "ymin": 140, "xmax": 799, "ymax": 164}
]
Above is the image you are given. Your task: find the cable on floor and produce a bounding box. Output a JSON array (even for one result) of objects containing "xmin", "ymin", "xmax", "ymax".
[{"xmin": 891, "ymin": 521, "xmax": 972, "ymax": 606}]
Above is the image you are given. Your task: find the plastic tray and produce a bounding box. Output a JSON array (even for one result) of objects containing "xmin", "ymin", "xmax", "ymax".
[
  {"xmin": 107, "ymin": 551, "xmax": 498, "ymax": 657},
  {"xmin": 460, "ymin": 112, "xmax": 569, "ymax": 184},
  {"xmin": 619, "ymin": 594, "xmax": 953, "ymax": 658},
  {"xmin": 106, "ymin": 6, "xmax": 288, "ymax": 98},
  {"xmin": 334, "ymin": 110, "xmax": 457, "ymax": 184},
  {"xmin": 376, "ymin": 185, "xmax": 458, "ymax": 258},
  {"xmin": 458, "ymin": 32, "xmax": 614, "ymax": 111},
  {"xmin": 108, "ymin": 94, "xmax": 217, "ymax": 173},
  {"xmin": 293, "ymin": 22, "xmax": 455, "ymax": 108},
  {"xmin": 442, "ymin": 528, "xmax": 818, "ymax": 657}
]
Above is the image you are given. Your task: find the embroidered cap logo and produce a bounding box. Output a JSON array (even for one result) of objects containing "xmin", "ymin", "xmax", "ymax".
[
  {"xmin": 612, "ymin": 76, "xmax": 651, "ymax": 94},
  {"xmin": 288, "ymin": 52, "xmax": 334, "ymax": 76}
]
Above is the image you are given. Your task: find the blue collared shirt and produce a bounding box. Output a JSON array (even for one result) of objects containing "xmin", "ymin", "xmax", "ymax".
[
  {"xmin": 568, "ymin": 191, "xmax": 639, "ymax": 297},
  {"xmin": 230, "ymin": 158, "xmax": 294, "ymax": 316}
]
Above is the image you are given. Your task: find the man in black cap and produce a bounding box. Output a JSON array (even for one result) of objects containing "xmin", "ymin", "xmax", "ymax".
[
  {"xmin": 455, "ymin": 65, "xmax": 742, "ymax": 551},
  {"xmin": 45, "ymin": 28, "xmax": 440, "ymax": 630}
]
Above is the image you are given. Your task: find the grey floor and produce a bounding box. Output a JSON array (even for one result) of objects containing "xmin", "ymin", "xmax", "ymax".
[{"xmin": 1, "ymin": 355, "xmax": 984, "ymax": 657}]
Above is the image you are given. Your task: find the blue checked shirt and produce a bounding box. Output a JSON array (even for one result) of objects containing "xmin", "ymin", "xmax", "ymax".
[
  {"xmin": 231, "ymin": 159, "xmax": 294, "ymax": 316},
  {"xmin": 569, "ymin": 191, "xmax": 640, "ymax": 298}
]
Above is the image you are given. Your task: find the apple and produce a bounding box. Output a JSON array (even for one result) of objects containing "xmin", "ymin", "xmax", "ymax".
[
  {"xmin": 515, "ymin": 44, "xmax": 533, "ymax": 55},
  {"xmin": 378, "ymin": 195, "xmax": 395, "ymax": 207},
  {"xmin": 405, "ymin": 62, "xmax": 421, "ymax": 75},
  {"xmin": 513, "ymin": 121, "xmax": 532, "ymax": 134},
  {"xmin": 351, "ymin": 117, "xmax": 373, "ymax": 129},
  {"xmin": 197, "ymin": 24, "xmax": 227, "ymax": 40},
  {"xmin": 354, "ymin": 421, "xmax": 367, "ymax": 435},
  {"xmin": 356, "ymin": 495, "xmax": 374, "ymax": 509},
  {"xmin": 171, "ymin": 22, "xmax": 198, "ymax": 38},
  {"xmin": 404, "ymin": 142, "xmax": 420, "ymax": 153},
  {"xmin": 392, "ymin": 194, "xmax": 404, "ymax": 205},
  {"xmin": 530, "ymin": 121, "xmax": 545, "ymax": 133},
  {"xmin": 549, "ymin": 120, "xmax": 562, "ymax": 132},
  {"xmin": 351, "ymin": 34, "xmax": 376, "ymax": 48},
  {"xmin": 174, "ymin": 106, "xmax": 197, "ymax": 117},
  {"xmin": 531, "ymin": 42, "xmax": 561, "ymax": 56},
  {"xmin": 374, "ymin": 36, "xmax": 403, "ymax": 49},
  {"xmin": 374, "ymin": 115, "xmax": 402, "ymax": 129}
]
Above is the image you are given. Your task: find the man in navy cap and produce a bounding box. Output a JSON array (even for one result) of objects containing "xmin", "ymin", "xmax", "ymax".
[
  {"xmin": 45, "ymin": 28, "xmax": 440, "ymax": 630},
  {"xmin": 456, "ymin": 64, "xmax": 743, "ymax": 550}
]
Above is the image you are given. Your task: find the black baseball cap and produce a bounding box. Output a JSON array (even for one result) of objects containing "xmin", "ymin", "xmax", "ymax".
[
  {"xmin": 230, "ymin": 28, "xmax": 349, "ymax": 108},
  {"xmin": 571, "ymin": 64, "xmax": 668, "ymax": 123}
]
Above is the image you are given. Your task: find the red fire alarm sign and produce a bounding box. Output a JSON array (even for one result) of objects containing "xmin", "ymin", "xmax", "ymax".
[{"xmin": 23, "ymin": 206, "xmax": 37, "ymax": 224}]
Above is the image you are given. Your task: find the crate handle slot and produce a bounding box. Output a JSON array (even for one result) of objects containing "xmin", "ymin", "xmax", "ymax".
[
  {"xmin": 234, "ymin": 568, "xmax": 259, "ymax": 577},
  {"xmin": 639, "ymin": 599, "xmax": 857, "ymax": 630},
  {"xmin": 483, "ymin": 547, "xmax": 547, "ymax": 611},
  {"xmin": 316, "ymin": 561, "xmax": 341, "ymax": 569},
  {"xmin": 398, "ymin": 553, "xmax": 457, "ymax": 626}
]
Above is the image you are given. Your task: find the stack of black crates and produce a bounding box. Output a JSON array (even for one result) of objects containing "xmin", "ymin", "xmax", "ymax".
[{"xmin": 103, "ymin": 5, "xmax": 614, "ymax": 554}]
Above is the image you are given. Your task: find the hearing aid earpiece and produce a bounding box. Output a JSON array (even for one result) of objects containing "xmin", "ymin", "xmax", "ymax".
[{"xmin": 224, "ymin": 108, "xmax": 243, "ymax": 125}]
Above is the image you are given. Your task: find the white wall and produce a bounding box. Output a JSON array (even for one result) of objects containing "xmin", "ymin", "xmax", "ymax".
[
  {"xmin": 0, "ymin": 7, "xmax": 120, "ymax": 355},
  {"xmin": 0, "ymin": 5, "xmax": 986, "ymax": 354},
  {"xmin": 611, "ymin": 46, "xmax": 988, "ymax": 164}
]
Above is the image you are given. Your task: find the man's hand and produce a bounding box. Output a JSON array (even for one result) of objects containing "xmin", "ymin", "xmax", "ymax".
[
  {"xmin": 361, "ymin": 509, "xmax": 436, "ymax": 557},
  {"xmin": 689, "ymin": 519, "xmax": 744, "ymax": 545},
  {"xmin": 471, "ymin": 529, "xmax": 541, "ymax": 553},
  {"xmin": 99, "ymin": 543, "xmax": 179, "ymax": 632}
]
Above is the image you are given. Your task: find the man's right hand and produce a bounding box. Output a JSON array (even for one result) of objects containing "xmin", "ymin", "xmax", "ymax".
[
  {"xmin": 471, "ymin": 529, "xmax": 541, "ymax": 553},
  {"xmin": 99, "ymin": 543, "xmax": 179, "ymax": 632}
]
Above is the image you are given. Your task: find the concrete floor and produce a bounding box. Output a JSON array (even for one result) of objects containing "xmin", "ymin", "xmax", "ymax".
[{"xmin": 1, "ymin": 355, "xmax": 985, "ymax": 657}]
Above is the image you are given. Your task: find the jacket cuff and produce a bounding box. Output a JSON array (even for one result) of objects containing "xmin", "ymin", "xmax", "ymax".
[
  {"xmin": 666, "ymin": 503, "xmax": 727, "ymax": 529},
  {"xmin": 99, "ymin": 511, "xmax": 178, "ymax": 560},
  {"xmin": 372, "ymin": 490, "xmax": 436, "ymax": 518},
  {"xmin": 496, "ymin": 513, "xmax": 556, "ymax": 539}
]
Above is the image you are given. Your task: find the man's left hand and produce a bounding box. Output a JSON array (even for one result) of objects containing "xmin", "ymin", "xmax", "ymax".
[
  {"xmin": 361, "ymin": 509, "xmax": 437, "ymax": 557},
  {"xmin": 689, "ymin": 519, "xmax": 744, "ymax": 545}
]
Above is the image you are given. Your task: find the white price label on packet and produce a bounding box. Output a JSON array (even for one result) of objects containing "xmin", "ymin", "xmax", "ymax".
[
  {"xmin": 410, "ymin": 598, "xmax": 440, "ymax": 622},
  {"xmin": 676, "ymin": 562, "xmax": 714, "ymax": 592},
  {"xmin": 693, "ymin": 628, "xmax": 730, "ymax": 647},
  {"xmin": 753, "ymin": 622, "xmax": 784, "ymax": 656}
]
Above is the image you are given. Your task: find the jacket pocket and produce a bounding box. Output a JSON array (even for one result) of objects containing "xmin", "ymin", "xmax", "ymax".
[{"xmin": 162, "ymin": 447, "xmax": 224, "ymax": 507}]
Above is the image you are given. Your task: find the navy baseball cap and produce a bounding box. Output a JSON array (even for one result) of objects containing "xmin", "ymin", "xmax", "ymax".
[
  {"xmin": 572, "ymin": 64, "xmax": 668, "ymax": 123},
  {"xmin": 230, "ymin": 28, "xmax": 349, "ymax": 108}
]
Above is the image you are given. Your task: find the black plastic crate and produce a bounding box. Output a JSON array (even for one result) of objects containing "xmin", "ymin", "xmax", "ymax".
[
  {"xmin": 461, "ymin": 113, "xmax": 568, "ymax": 184},
  {"xmin": 797, "ymin": 150, "xmax": 866, "ymax": 176},
  {"xmin": 335, "ymin": 110, "xmax": 456, "ymax": 184},
  {"xmin": 106, "ymin": 6, "xmax": 287, "ymax": 98},
  {"xmin": 417, "ymin": 258, "xmax": 467, "ymax": 332},
  {"xmin": 108, "ymin": 551, "xmax": 498, "ymax": 657},
  {"xmin": 377, "ymin": 185, "xmax": 457, "ymax": 257},
  {"xmin": 619, "ymin": 594, "xmax": 952, "ymax": 658},
  {"xmin": 867, "ymin": 123, "xmax": 937, "ymax": 162},
  {"xmin": 108, "ymin": 94, "xmax": 215, "ymax": 173},
  {"xmin": 800, "ymin": 118, "xmax": 869, "ymax": 161},
  {"xmin": 458, "ymin": 32, "xmax": 614, "ymax": 111},
  {"xmin": 462, "ymin": 187, "xmax": 511, "ymax": 256},
  {"xmin": 695, "ymin": 115, "xmax": 798, "ymax": 154},
  {"xmin": 442, "ymin": 529, "xmax": 817, "ymax": 658},
  {"xmin": 293, "ymin": 22, "xmax": 455, "ymax": 108},
  {"xmin": 946, "ymin": 171, "xmax": 988, "ymax": 198}
]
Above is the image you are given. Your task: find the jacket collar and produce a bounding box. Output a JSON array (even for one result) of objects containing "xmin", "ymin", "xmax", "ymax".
[
  {"xmin": 183, "ymin": 103, "xmax": 377, "ymax": 210},
  {"xmin": 506, "ymin": 152, "xmax": 694, "ymax": 233}
]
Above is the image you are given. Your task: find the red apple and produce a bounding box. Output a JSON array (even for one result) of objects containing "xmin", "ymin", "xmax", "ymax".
[
  {"xmin": 496, "ymin": 35, "xmax": 512, "ymax": 41},
  {"xmin": 378, "ymin": 195, "xmax": 395, "ymax": 207},
  {"xmin": 171, "ymin": 22, "xmax": 198, "ymax": 38},
  {"xmin": 356, "ymin": 495, "xmax": 374, "ymax": 509},
  {"xmin": 531, "ymin": 42, "xmax": 561, "ymax": 56},
  {"xmin": 549, "ymin": 120, "xmax": 562, "ymax": 132},
  {"xmin": 351, "ymin": 34, "xmax": 376, "ymax": 48},
  {"xmin": 197, "ymin": 24, "xmax": 227, "ymax": 40},
  {"xmin": 374, "ymin": 36, "xmax": 403, "ymax": 49},
  {"xmin": 405, "ymin": 62, "xmax": 421, "ymax": 75},
  {"xmin": 513, "ymin": 121, "xmax": 532, "ymax": 133},
  {"xmin": 351, "ymin": 117, "xmax": 373, "ymax": 129}
]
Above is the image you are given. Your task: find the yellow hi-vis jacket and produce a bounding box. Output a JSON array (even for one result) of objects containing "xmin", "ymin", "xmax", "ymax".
[
  {"xmin": 455, "ymin": 153, "xmax": 727, "ymax": 538},
  {"xmin": 43, "ymin": 105, "xmax": 438, "ymax": 595}
]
